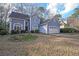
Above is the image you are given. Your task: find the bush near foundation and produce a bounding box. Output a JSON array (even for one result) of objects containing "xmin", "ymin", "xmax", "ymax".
[{"xmin": 60, "ymin": 28, "xmax": 79, "ymax": 33}]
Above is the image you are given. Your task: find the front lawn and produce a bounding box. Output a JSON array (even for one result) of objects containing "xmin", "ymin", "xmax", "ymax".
[
  {"xmin": 0, "ymin": 33, "xmax": 79, "ymax": 56},
  {"xmin": 8, "ymin": 34, "xmax": 38, "ymax": 42}
]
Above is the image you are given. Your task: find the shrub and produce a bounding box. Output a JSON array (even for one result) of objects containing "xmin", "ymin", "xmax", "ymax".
[
  {"xmin": 60, "ymin": 28, "xmax": 78, "ymax": 33},
  {"xmin": 31, "ymin": 30, "xmax": 39, "ymax": 33},
  {"xmin": 0, "ymin": 30, "xmax": 8, "ymax": 35},
  {"xmin": 31, "ymin": 30, "xmax": 34, "ymax": 33},
  {"xmin": 0, "ymin": 20, "xmax": 8, "ymax": 35},
  {"xmin": 11, "ymin": 30, "xmax": 16, "ymax": 34},
  {"xmin": 11, "ymin": 30, "xmax": 26, "ymax": 34},
  {"xmin": 0, "ymin": 26, "xmax": 3, "ymax": 30},
  {"xmin": 35, "ymin": 30, "xmax": 39, "ymax": 33},
  {"xmin": 21, "ymin": 30, "xmax": 26, "ymax": 33},
  {"xmin": 11, "ymin": 30, "xmax": 19, "ymax": 34}
]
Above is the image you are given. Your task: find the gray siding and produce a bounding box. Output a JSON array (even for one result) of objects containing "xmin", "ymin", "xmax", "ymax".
[{"xmin": 31, "ymin": 16, "xmax": 40, "ymax": 31}]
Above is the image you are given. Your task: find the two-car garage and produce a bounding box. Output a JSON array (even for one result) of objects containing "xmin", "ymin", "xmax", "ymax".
[{"xmin": 39, "ymin": 18, "xmax": 60, "ymax": 34}]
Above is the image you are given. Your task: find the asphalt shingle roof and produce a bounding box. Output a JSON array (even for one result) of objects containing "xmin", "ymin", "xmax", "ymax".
[{"xmin": 9, "ymin": 12, "xmax": 30, "ymax": 19}]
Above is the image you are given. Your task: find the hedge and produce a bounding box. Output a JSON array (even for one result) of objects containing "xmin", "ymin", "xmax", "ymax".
[{"xmin": 60, "ymin": 28, "xmax": 79, "ymax": 33}]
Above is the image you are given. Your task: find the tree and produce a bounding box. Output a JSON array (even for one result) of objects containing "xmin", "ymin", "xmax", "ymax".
[
  {"xmin": 55, "ymin": 3, "xmax": 65, "ymax": 20},
  {"xmin": 37, "ymin": 7, "xmax": 46, "ymax": 22},
  {"xmin": 56, "ymin": 3, "xmax": 65, "ymax": 14},
  {"xmin": 0, "ymin": 3, "xmax": 12, "ymax": 30},
  {"xmin": 3, "ymin": 4, "xmax": 11, "ymax": 29},
  {"xmin": 48, "ymin": 3, "xmax": 65, "ymax": 20},
  {"xmin": 69, "ymin": 8, "xmax": 79, "ymax": 18},
  {"xmin": 55, "ymin": 14, "xmax": 62, "ymax": 20}
]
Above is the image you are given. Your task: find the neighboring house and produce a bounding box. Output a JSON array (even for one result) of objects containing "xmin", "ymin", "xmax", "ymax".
[
  {"xmin": 9, "ymin": 12, "xmax": 60, "ymax": 34},
  {"xmin": 67, "ymin": 18, "xmax": 79, "ymax": 30},
  {"xmin": 39, "ymin": 17, "xmax": 60, "ymax": 34},
  {"xmin": 67, "ymin": 18, "xmax": 79, "ymax": 28}
]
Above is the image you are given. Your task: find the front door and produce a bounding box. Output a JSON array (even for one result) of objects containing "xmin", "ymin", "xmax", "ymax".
[
  {"xmin": 14, "ymin": 23, "xmax": 22, "ymax": 33},
  {"xmin": 25, "ymin": 22, "xmax": 29, "ymax": 31}
]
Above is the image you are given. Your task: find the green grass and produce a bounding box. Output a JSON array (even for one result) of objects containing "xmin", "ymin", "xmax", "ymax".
[
  {"xmin": 9, "ymin": 34, "xmax": 38, "ymax": 41},
  {"xmin": 21, "ymin": 34, "xmax": 38, "ymax": 41}
]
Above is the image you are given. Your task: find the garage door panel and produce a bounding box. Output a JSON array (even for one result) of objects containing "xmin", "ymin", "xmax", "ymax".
[{"xmin": 48, "ymin": 26, "xmax": 59, "ymax": 34}]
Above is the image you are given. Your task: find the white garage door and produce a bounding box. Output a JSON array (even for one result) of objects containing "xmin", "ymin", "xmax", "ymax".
[{"xmin": 48, "ymin": 26, "xmax": 59, "ymax": 34}]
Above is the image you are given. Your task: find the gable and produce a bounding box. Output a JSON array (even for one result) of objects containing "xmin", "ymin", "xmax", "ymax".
[
  {"xmin": 9, "ymin": 12, "xmax": 30, "ymax": 20},
  {"xmin": 48, "ymin": 18, "xmax": 60, "ymax": 27},
  {"xmin": 40, "ymin": 17, "xmax": 60, "ymax": 27}
]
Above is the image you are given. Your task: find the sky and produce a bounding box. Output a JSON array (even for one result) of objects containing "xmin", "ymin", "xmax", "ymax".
[
  {"xmin": 28, "ymin": 3, "xmax": 79, "ymax": 19},
  {"xmin": 29, "ymin": 3, "xmax": 79, "ymax": 19},
  {"xmin": 11, "ymin": 3, "xmax": 79, "ymax": 20},
  {"xmin": 46, "ymin": 3, "xmax": 79, "ymax": 19},
  {"xmin": 1, "ymin": 0, "xmax": 79, "ymax": 19}
]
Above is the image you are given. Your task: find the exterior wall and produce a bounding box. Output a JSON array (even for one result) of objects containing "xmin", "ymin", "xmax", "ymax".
[
  {"xmin": 48, "ymin": 19, "xmax": 60, "ymax": 34},
  {"xmin": 30, "ymin": 16, "xmax": 40, "ymax": 31},
  {"xmin": 39, "ymin": 24, "xmax": 48, "ymax": 34}
]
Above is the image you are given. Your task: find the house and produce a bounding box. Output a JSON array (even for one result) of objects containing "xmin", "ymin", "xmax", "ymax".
[
  {"xmin": 67, "ymin": 18, "xmax": 79, "ymax": 30},
  {"xmin": 9, "ymin": 12, "xmax": 60, "ymax": 34},
  {"xmin": 9, "ymin": 12, "xmax": 40, "ymax": 33},
  {"xmin": 9, "ymin": 12, "xmax": 29, "ymax": 33},
  {"xmin": 67, "ymin": 18, "xmax": 79, "ymax": 27},
  {"xmin": 39, "ymin": 17, "xmax": 60, "ymax": 34}
]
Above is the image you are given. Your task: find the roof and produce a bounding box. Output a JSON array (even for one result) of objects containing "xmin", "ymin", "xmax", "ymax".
[
  {"xmin": 9, "ymin": 12, "xmax": 30, "ymax": 19},
  {"xmin": 40, "ymin": 19, "xmax": 50, "ymax": 25},
  {"xmin": 40, "ymin": 16, "xmax": 59, "ymax": 25}
]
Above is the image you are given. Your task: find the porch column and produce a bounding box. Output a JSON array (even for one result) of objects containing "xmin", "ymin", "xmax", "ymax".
[
  {"xmin": 24, "ymin": 20, "xmax": 26, "ymax": 30},
  {"xmin": 30, "ymin": 17, "xmax": 31, "ymax": 31},
  {"xmin": 9, "ymin": 20, "xmax": 12, "ymax": 33}
]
